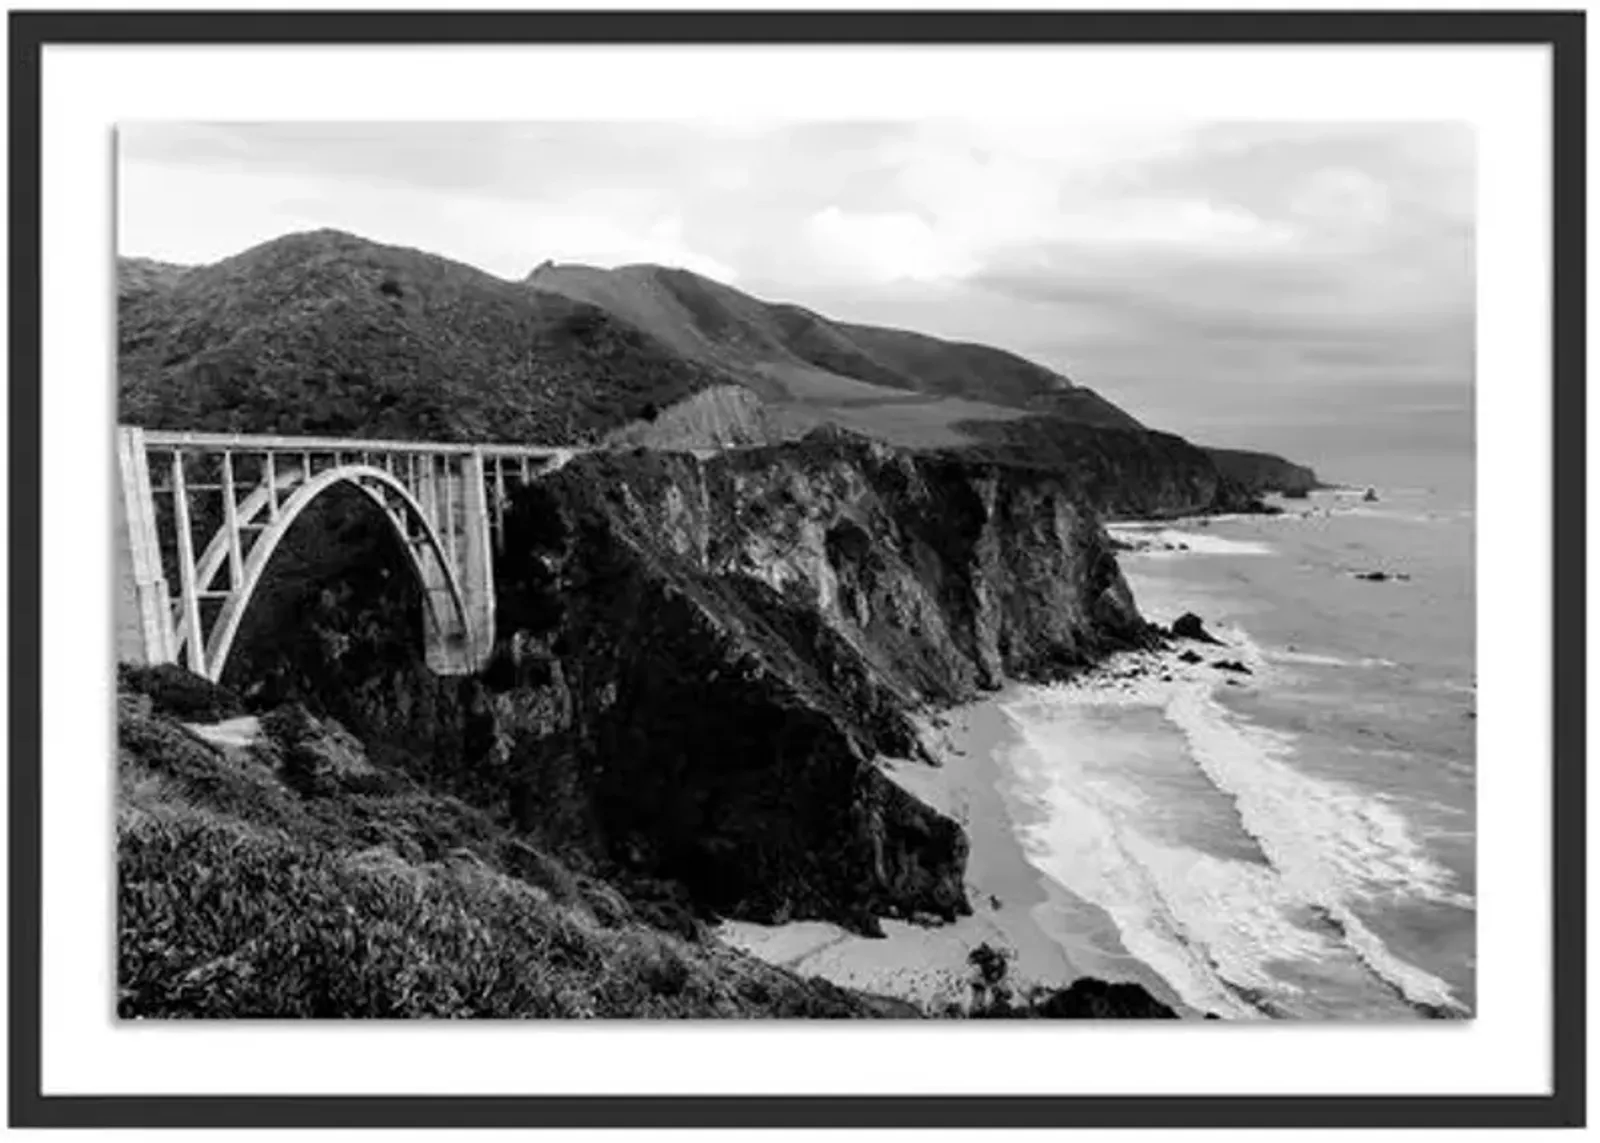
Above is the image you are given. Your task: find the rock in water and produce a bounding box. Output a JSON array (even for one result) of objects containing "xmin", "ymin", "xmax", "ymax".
[
  {"xmin": 1212, "ymin": 659, "xmax": 1252, "ymax": 675},
  {"xmin": 1362, "ymin": 487, "xmax": 1379, "ymax": 502},
  {"xmin": 1170, "ymin": 612, "xmax": 1223, "ymax": 645}
]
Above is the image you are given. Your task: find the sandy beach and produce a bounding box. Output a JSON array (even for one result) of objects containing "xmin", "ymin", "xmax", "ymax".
[
  {"xmin": 718, "ymin": 697, "xmax": 1071, "ymax": 1012},
  {"xmin": 717, "ymin": 679, "xmax": 1195, "ymax": 1015}
]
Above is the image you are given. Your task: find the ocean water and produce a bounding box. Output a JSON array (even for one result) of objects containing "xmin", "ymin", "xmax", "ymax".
[{"xmin": 994, "ymin": 469, "xmax": 1475, "ymax": 1020}]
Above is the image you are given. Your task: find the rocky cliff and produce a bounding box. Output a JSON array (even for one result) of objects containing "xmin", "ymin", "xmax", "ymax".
[
  {"xmin": 1204, "ymin": 447, "xmax": 1325, "ymax": 498},
  {"xmin": 948, "ymin": 416, "xmax": 1273, "ymax": 518},
  {"xmin": 222, "ymin": 429, "xmax": 1154, "ymax": 936}
]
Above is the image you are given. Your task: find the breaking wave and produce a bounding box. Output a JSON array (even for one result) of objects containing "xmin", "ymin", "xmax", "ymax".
[
  {"xmin": 997, "ymin": 676, "xmax": 1472, "ymax": 1019},
  {"xmin": 1164, "ymin": 686, "xmax": 1473, "ymax": 1012}
]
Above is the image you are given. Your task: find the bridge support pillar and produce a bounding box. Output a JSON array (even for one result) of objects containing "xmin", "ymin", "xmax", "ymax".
[
  {"xmin": 459, "ymin": 452, "xmax": 497, "ymax": 669},
  {"xmin": 115, "ymin": 426, "xmax": 176, "ymax": 667},
  {"xmin": 419, "ymin": 452, "xmax": 496, "ymax": 675}
]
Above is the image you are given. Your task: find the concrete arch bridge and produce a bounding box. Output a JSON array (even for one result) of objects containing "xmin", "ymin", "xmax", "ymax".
[{"xmin": 115, "ymin": 426, "xmax": 580, "ymax": 682}]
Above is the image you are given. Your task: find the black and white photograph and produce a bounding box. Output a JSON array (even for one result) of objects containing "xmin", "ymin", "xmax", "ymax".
[
  {"xmin": 112, "ymin": 117, "xmax": 1477, "ymax": 1023},
  {"xmin": 11, "ymin": 10, "xmax": 1581, "ymax": 1130}
]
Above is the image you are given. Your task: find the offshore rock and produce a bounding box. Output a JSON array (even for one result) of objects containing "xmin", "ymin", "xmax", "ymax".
[{"xmin": 1170, "ymin": 612, "xmax": 1224, "ymax": 645}]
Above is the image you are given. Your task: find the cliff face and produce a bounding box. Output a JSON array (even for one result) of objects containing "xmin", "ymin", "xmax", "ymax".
[
  {"xmin": 590, "ymin": 428, "xmax": 1151, "ymax": 692},
  {"xmin": 223, "ymin": 430, "xmax": 1152, "ymax": 935},
  {"xmin": 949, "ymin": 417, "xmax": 1271, "ymax": 518},
  {"xmin": 1204, "ymin": 447, "xmax": 1323, "ymax": 497}
]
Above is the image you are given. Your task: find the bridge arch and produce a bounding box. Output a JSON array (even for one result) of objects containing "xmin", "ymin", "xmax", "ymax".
[
  {"xmin": 117, "ymin": 428, "xmax": 570, "ymax": 682},
  {"xmin": 191, "ymin": 464, "xmax": 475, "ymax": 685}
]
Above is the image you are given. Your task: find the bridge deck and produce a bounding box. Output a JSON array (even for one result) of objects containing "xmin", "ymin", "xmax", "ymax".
[{"xmin": 138, "ymin": 429, "xmax": 578, "ymax": 460}]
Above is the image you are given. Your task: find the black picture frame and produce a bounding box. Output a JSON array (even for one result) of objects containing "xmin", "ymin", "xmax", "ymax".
[{"xmin": 8, "ymin": 8, "xmax": 1585, "ymax": 1130}]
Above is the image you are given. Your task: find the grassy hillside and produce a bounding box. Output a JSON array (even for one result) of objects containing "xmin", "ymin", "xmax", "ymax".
[
  {"xmin": 527, "ymin": 261, "xmax": 1085, "ymax": 405},
  {"xmin": 1026, "ymin": 388, "xmax": 1146, "ymax": 431},
  {"xmin": 118, "ymin": 231, "xmax": 723, "ymax": 444},
  {"xmin": 117, "ymin": 666, "xmax": 914, "ymax": 1019},
  {"xmin": 526, "ymin": 260, "xmax": 1139, "ymax": 445}
]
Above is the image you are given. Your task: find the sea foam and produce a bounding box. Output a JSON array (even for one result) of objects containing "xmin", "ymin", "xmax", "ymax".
[
  {"xmin": 997, "ymin": 671, "xmax": 1472, "ymax": 1018},
  {"xmin": 999, "ymin": 718, "xmax": 1273, "ymax": 1020},
  {"xmin": 1163, "ymin": 686, "xmax": 1472, "ymax": 1011},
  {"xmin": 1109, "ymin": 526, "xmax": 1275, "ymax": 558},
  {"xmin": 1268, "ymin": 648, "xmax": 1399, "ymax": 670}
]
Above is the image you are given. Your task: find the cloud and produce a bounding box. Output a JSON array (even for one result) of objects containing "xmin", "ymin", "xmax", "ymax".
[
  {"xmin": 947, "ymin": 120, "xmax": 1474, "ymax": 427},
  {"xmin": 117, "ymin": 124, "xmax": 741, "ymax": 280},
  {"xmin": 116, "ymin": 119, "xmax": 1475, "ymax": 449},
  {"xmin": 464, "ymin": 203, "xmax": 741, "ymax": 282},
  {"xmin": 800, "ymin": 206, "xmax": 974, "ymax": 283}
]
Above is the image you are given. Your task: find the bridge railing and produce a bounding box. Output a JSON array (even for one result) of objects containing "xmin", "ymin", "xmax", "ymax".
[{"xmin": 139, "ymin": 429, "xmax": 575, "ymax": 460}]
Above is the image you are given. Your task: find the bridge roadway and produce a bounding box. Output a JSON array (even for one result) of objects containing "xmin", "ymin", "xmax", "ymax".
[{"xmin": 116, "ymin": 426, "xmax": 586, "ymax": 682}]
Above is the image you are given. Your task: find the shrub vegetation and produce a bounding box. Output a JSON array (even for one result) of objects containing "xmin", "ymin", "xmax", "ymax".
[{"xmin": 117, "ymin": 685, "xmax": 912, "ymax": 1019}]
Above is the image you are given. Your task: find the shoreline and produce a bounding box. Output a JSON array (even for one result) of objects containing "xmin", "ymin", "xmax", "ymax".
[
  {"xmin": 720, "ymin": 503, "xmax": 1473, "ymax": 1020},
  {"xmin": 713, "ymin": 522, "xmax": 1297, "ymax": 1019},
  {"xmin": 716, "ymin": 673, "xmax": 1205, "ymax": 1018},
  {"xmin": 1095, "ymin": 533, "xmax": 1473, "ymax": 1019},
  {"xmin": 717, "ymin": 695, "xmax": 1090, "ymax": 1013}
]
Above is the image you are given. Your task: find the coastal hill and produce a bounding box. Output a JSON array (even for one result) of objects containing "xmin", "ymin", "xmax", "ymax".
[
  {"xmin": 117, "ymin": 255, "xmax": 192, "ymax": 304},
  {"xmin": 119, "ymin": 229, "xmax": 1315, "ymax": 503},
  {"xmin": 118, "ymin": 230, "xmax": 725, "ymax": 443},
  {"xmin": 527, "ymin": 260, "xmax": 1144, "ymax": 437},
  {"xmin": 114, "ymin": 228, "xmax": 1312, "ymax": 1019},
  {"xmin": 1206, "ymin": 447, "xmax": 1323, "ymax": 499}
]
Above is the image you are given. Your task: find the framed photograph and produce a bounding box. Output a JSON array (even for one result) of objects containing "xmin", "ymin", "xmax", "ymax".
[{"xmin": 9, "ymin": 7, "xmax": 1584, "ymax": 1131}]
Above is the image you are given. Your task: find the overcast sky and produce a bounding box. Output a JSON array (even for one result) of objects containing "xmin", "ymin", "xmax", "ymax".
[{"xmin": 118, "ymin": 121, "xmax": 1474, "ymax": 453}]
